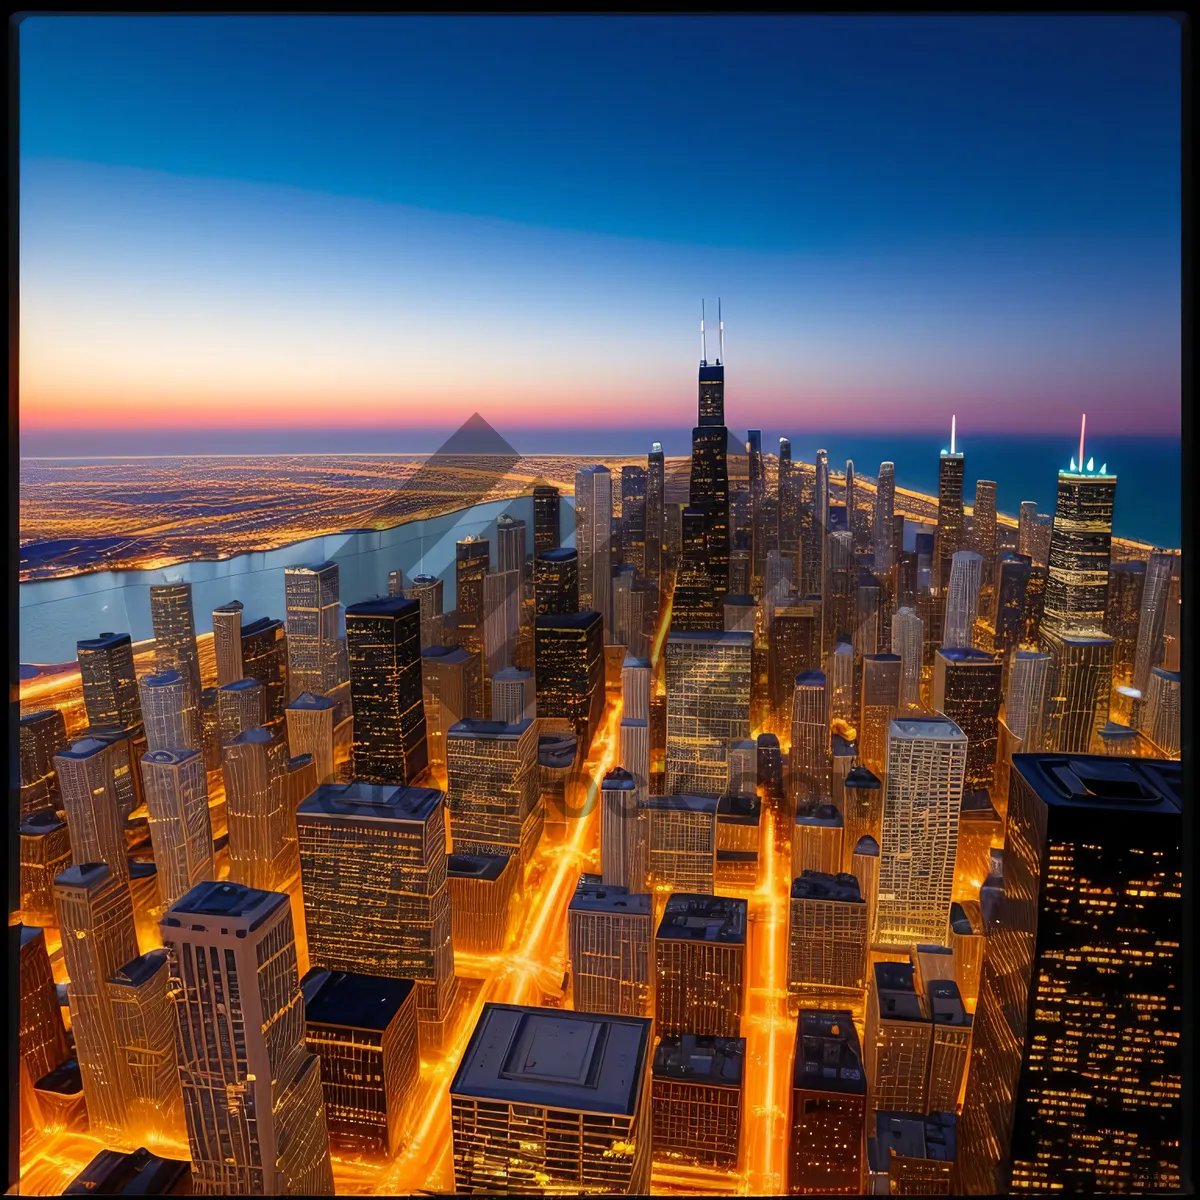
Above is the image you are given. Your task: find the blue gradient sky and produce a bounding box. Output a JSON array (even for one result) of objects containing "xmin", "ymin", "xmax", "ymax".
[{"xmin": 19, "ymin": 14, "xmax": 1181, "ymax": 451}]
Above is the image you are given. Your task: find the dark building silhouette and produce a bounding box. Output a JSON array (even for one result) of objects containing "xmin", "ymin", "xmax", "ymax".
[
  {"xmin": 63, "ymin": 1147, "xmax": 192, "ymax": 1195},
  {"xmin": 933, "ymin": 647, "xmax": 1002, "ymax": 794},
  {"xmin": 240, "ymin": 615, "xmax": 289, "ymax": 729},
  {"xmin": 533, "ymin": 611, "xmax": 605, "ymax": 753},
  {"xmin": 651, "ymin": 1034, "xmax": 744, "ymax": 1168},
  {"xmin": 534, "ymin": 547, "xmax": 580, "ymax": 615},
  {"xmin": 532, "ymin": 484, "xmax": 561, "ymax": 555}
]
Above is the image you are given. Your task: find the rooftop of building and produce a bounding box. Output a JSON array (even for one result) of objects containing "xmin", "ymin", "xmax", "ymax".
[
  {"xmin": 536, "ymin": 546, "xmax": 578, "ymax": 562},
  {"xmin": 34, "ymin": 1057, "xmax": 83, "ymax": 1096},
  {"xmin": 447, "ymin": 718, "xmax": 535, "ymax": 741},
  {"xmin": 653, "ymin": 1034, "xmax": 745, "ymax": 1086},
  {"xmin": 845, "ymin": 766, "xmax": 881, "ymax": 790},
  {"xmin": 285, "ymin": 559, "xmax": 337, "ymax": 572},
  {"xmin": 873, "ymin": 962, "xmax": 926, "ymax": 1022},
  {"xmin": 450, "ymin": 1003, "xmax": 651, "ymax": 1116},
  {"xmin": 493, "ymin": 666, "xmax": 533, "ymax": 681},
  {"xmin": 20, "ymin": 808, "xmax": 67, "ymax": 835},
  {"xmin": 53, "ymin": 862, "xmax": 113, "ymax": 890},
  {"xmin": 926, "ymin": 978, "xmax": 970, "ymax": 1026},
  {"xmin": 287, "ymin": 691, "xmax": 335, "ymax": 710},
  {"xmin": 949, "ymin": 902, "xmax": 979, "ymax": 936},
  {"xmin": 570, "ymin": 877, "xmax": 652, "ymax": 916},
  {"xmin": 421, "ymin": 645, "xmax": 474, "ymax": 664},
  {"xmin": 77, "ymin": 631, "xmax": 131, "ymax": 651},
  {"xmin": 535, "ymin": 610, "xmax": 602, "ymax": 630},
  {"xmin": 793, "ymin": 1011, "xmax": 866, "ymax": 1095},
  {"xmin": 129, "ymin": 859, "xmax": 157, "ymax": 882},
  {"xmin": 723, "ymin": 593, "xmax": 756, "ymax": 606},
  {"xmin": 832, "ymin": 734, "xmax": 856, "ymax": 758},
  {"xmin": 642, "ymin": 792, "xmax": 719, "ymax": 815},
  {"xmin": 717, "ymin": 791, "xmax": 761, "ymax": 823},
  {"xmin": 298, "ymin": 780, "xmax": 444, "ymax": 824},
  {"xmin": 852, "ymin": 834, "xmax": 880, "ymax": 858},
  {"xmin": 108, "ymin": 949, "xmax": 168, "ymax": 990},
  {"xmin": 240, "ymin": 614, "xmax": 283, "ymax": 636},
  {"xmin": 165, "ymin": 879, "xmax": 285, "ymax": 925},
  {"xmin": 1012, "ymin": 753, "xmax": 1181, "ymax": 814},
  {"xmin": 796, "ymin": 804, "xmax": 843, "ymax": 829},
  {"xmin": 869, "ymin": 1112, "xmax": 957, "ymax": 1167},
  {"xmin": 888, "ymin": 716, "xmax": 966, "ymax": 741},
  {"xmin": 139, "ymin": 668, "xmax": 183, "ymax": 689},
  {"xmin": 657, "ymin": 894, "xmax": 747, "ymax": 943},
  {"xmin": 55, "ymin": 737, "xmax": 110, "ymax": 761},
  {"xmin": 863, "ymin": 652, "xmax": 902, "ymax": 664},
  {"xmin": 20, "ymin": 924, "xmax": 45, "ymax": 949},
  {"xmin": 791, "ymin": 871, "xmax": 864, "ymax": 903},
  {"xmin": 667, "ymin": 629, "xmax": 753, "ymax": 647},
  {"xmin": 602, "ymin": 766, "xmax": 637, "ymax": 790},
  {"xmin": 346, "ymin": 595, "xmax": 419, "ymax": 619},
  {"xmin": 447, "ymin": 853, "xmax": 513, "ymax": 882},
  {"xmin": 936, "ymin": 646, "xmax": 998, "ymax": 665},
  {"xmin": 794, "ymin": 669, "xmax": 826, "ymax": 688},
  {"xmin": 757, "ymin": 732, "xmax": 780, "ymax": 749},
  {"xmin": 213, "ymin": 599, "xmax": 244, "ymax": 612},
  {"xmin": 220, "ymin": 676, "xmax": 261, "ymax": 693},
  {"xmin": 960, "ymin": 789, "xmax": 998, "ymax": 819},
  {"xmin": 302, "ymin": 968, "xmax": 415, "ymax": 1032}
]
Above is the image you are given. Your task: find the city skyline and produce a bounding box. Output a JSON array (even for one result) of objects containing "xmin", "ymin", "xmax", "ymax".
[{"xmin": 19, "ymin": 15, "xmax": 1181, "ymax": 448}]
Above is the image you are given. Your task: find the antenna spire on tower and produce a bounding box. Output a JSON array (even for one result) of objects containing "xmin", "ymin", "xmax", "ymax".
[
  {"xmin": 718, "ymin": 298, "xmax": 725, "ymax": 364},
  {"xmin": 951, "ymin": 414, "xmax": 956, "ymax": 456},
  {"xmin": 701, "ymin": 299, "xmax": 707, "ymax": 365},
  {"xmin": 1079, "ymin": 412, "xmax": 1086, "ymax": 472}
]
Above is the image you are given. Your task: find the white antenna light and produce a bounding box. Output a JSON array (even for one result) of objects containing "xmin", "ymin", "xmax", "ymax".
[
  {"xmin": 1079, "ymin": 412, "xmax": 1086, "ymax": 473},
  {"xmin": 700, "ymin": 299, "xmax": 707, "ymax": 364},
  {"xmin": 718, "ymin": 297, "xmax": 725, "ymax": 364},
  {"xmin": 950, "ymin": 414, "xmax": 957, "ymax": 455}
]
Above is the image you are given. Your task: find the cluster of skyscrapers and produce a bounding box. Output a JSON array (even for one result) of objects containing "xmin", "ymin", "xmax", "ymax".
[{"xmin": 16, "ymin": 309, "xmax": 1183, "ymax": 1196}]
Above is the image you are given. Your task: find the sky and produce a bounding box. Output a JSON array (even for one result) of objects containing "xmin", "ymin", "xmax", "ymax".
[{"xmin": 18, "ymin": 14, "xmax": 1182, "ymax": 455}]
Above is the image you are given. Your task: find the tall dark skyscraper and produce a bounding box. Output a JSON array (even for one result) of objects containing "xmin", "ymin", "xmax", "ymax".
[
  {"xmin": 534, "ymin": 610, "xmax": 605, "ymax": 752},
  {"xmin": 621, "ymin": 464, "xmax": 648, "ymax": 574},
  {"xmin": 454, "ymin": 536, "xmax": 490, "ymax": 653},
  {"xmin": 933, "ymin": 647, "xmax": 1002, "ymax": 795},
  {"xmin": 935, "ymin": 432, "xmax": 966, "ymax": 592},
  {"xmin": 992, "ymin": 552, "xmax": 1032, "ymax": 656},
  {"xmin": 77, "ymin": 632, "xmax": 142, "ymax": 731},
  {"xmin": 689, "ymin": 305, "xmax": 731, "ymax": 604},
  {"xmin": 532, "ymin": 484, "xmax": 561, "ymax": 554},
  {"xmin": 958, "ymin": 755, "xmax": 1182, "ymax": 1194},
  {"xmin": 149, "ymin": 581, "xmax": 203, "ymax": 711},
  {"xmin": 778, "ymin": 436, "xmax": 799, "ymax": 558},
  {"xmin": 647, "ymin": 441, "xmax": 665, "ymax": 582},
  {"xmin": 345, "ymin": 596, "xmax": 428, "ymax": 785},
  {"xmin": 534, "ymin": 547, "xmax": 579, "ymax": 615}
]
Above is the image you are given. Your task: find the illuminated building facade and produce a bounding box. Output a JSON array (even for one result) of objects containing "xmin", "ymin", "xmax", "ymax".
[
  {"xmin": 222, "ymin": 726, "xmax": 296, "ymax": 891},
  {"xmin": 19, "ymin": 925, "xmax": 70, "ymax": 1099},
  {"xmin": 1041, "ymin": 467, "xmax": 1116, "ymax": 635},
  {"xmin": 575, "ymin": 465, "xmax": 613, "ymax": 640},
  {"xmin": 139, "ymin": 747, "xmax": 214, "ymax": 907},
  {"xmin": 534, "ymin": 547, "xmax": 580, "ymax": 615},
  {"xmin": 139, "ymin": 667, "xmax": 200, "ymax": 754},
  {"xmin": 790, "ymin": 1011, "xmax": 866, "ymax": 1196},
  {"xmin": 448, "ymin": 853, "xmax": 517, "ymax": 954},
  {"xmin": 828, "ymin": 640, "xmax": 854, "ymax": 724},
  {"xmin": 54, "ymin": 863, "xmax": 139, "ymax": 1140},
  {"xmin": 958, "ymin": 755, "xmax": 1181, "ymax": 1195},
  {"xmin": 447, "ymin": 718, "xmax": 541, "ymax": 867},
  {"xmin": 297, "ymin": 781, "xmax": 457, "ymax": 1050},
  {"xmin": 934, "ymin": 447, "xmax": 965, "ymax": 591},
  {"xmin": 149, "ymin": 580, "xmax": 202, "ymax": 706},
  {"xmin": 302, "ymin": 969, "xmax": 420, "ymax": 1159},
  {"xmin": 1040, "ymin": 627, "xmax": 1114, "ymax": 753},
  {"xmin": 971, "ymin": 479, "xmax": 997, "ymax": 583},
  {"xmin": 19, "ymin": 808, "xmax": 72, "ymax": 927},
  {"xmin": 859, "ymin": 653, "xmax": 901, "ymax": 776},
  {"xmin": 933, "ymin": 647, "xmax": 1002, "ymax": 793},
  {"xmin": 655, "ymin": 893, "xmax": 747, "ymax": 1038},
  {"xmin": 409, "ymin": 573, "xmax": 446, "ymax": 648},
  {"xmin": 949, "ymin": 901, "xmax": 983, "ymax": 1009},
  {"xmin": 868, "ymin": 1111, "xmax": 956, "ymax": 1196},
  {"xmin": 161, "ymin": 881, "xmax": 335, "ymax": 1196},
  {"xmin": 644, "ymin": 793, "xmax": 718, "ymax": 893},
  {"xmin": 240, "ymin": 615, "xmax": 288, "ymax": 729},
  {"xmin": 771, "ymin": 598, "xmax": 821, "ymax": 716},
  {"xmin": 943, "ymin": 550, "xmax": 984, "ymax": 649},
  {"xmin": 823, "ymin": 531, "xmax": 856, "ymax": 655},
  {"xmin": 651, "ymin": 1034, "xmax": 744, "ymax": 1168},
  {"xmin": 532, "ymin": 484, "xmax": 561, "ymax": 554},
  {"xmin": 647, "ymin": 441, "xmax": 665, "ymax": 582},
  {"xmin": 851, "ymin": 834, "xmax": 880, "ymax": 940},
  {"xmin": 600, "ymin": 766, "xmax": 645, "ymax": 892},
  {"xmin": 1131, "ymin": 550, "xmax": 1174, "ymax": 699},
  {"xmin": 873, "ymin": 461, "xmax": 896, "ymax": 571},
  {"xmin": 449, "ymin": 1002, "xmax": 653, "ymax": 1195},
  {"xmin": 482, "ymin": 566, "xmax": 520, "ymax": 680},
  {"xmin": 1017, "ymin": 500, "xmax": 1039, "ymax": 559},
  {"xmin": 285, "ymin": 560, "xmax": 343, "ymax": 698},
  {"xmin": 286, "ymin": 691, "xmax": 337, "ymax": 784},
  {"xmin": 19, "ymin": 708, "xmax": 67, "ymax": 818},
  {"xmin": 346, "ymin": 595, "xmax": 428, "ymax": 785},
  {"xmin": 496, "ymin": 512, "xmax": 527, "ymax": 576},
  {"xmin": 568, "ymin": 875, "xmax": 653, "ymax": 1017},
  {"xmin": 422, "ymin": 644, "xmax": 484, "ymax": 772},
  {"xmin": 55, "ymin": 737, "xmax": 130, "ymax": 885},
  {"xmin": 1140, "ymin": 666, "xmax": 1180, "ymax": 756},
  {"xmin": 78, "ymin": 631, "xmax": 142, "ymax": 730},
  {"xmin": 673, "ymin": 506, "xmax": 720, "ymax": 630},
  {"xmin": 491, "ymin": 665, "xmax": 535, "ymax": 725},
  {"xmin": 663, "ymin": 630, "xmax": 752, "ymax": 797},
  {"xmin": 787, "ymin": 871, "xmax": 868, "ymax": 1004},
  {"xmin": 212, "ymin": 600, "xmax": 244, "ymax": 686},
  {"xmin": 876, "ymin": 717, "xmax": 966, "ymax": 948},
  {"xmin": 534, "ymin": 610, "xmax": 605, "ymax": 752},
  {"xmin": 1104, "ymin": 559, "xmax": 1145, "ymax": 690},
  {"xmin": 621, "ymin": 464, "xmax": 648, "ymax": 573},
  {"xmin": 792, "ymin": 802, "xmax": 843, "ymax": 879},
  {"xmin": 1006, "ymin": 649, "xmax": 1050, "ymax": 751},
  {"xmin": 992, "ymin": 552, "xmax": 1032, "ymax": 657},
  {"xmin": 891, "ymin": 605, "xmax": 923, "ymax": 712}
]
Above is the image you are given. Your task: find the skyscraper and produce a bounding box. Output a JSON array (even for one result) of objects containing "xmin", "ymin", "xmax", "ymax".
[
  {"xmin": 971, "ymin": 480, "xmax": 997, "ymax": 584},
  {"xmin": 788, "ymin": 1011, "xmax": 867, "ymax": 1195},
  {"xmin": 240, "ymin": 615, "xmax": 288, "ymax": 729},
  {"xmin": 534, "ymin": 547, "xmax": 580, "ymax": 614},
  {"xmin": 422, "ymin": 644, "xmax": 484, "ymax": 772},
  {"xmin": 859, "ymin": 654, "xmax": 901, "ymax": 777},
  {"xmin": 790, "ymin": 670, "xmax": 831, "ymax": 808},
  {"xmin": 139, "ymin": 667, "xmax": 201, "ymax": 755},
  {"xmin": 286, "ymin": 691, "xmax": 338, "ymax": 784},
  {"xmin": 991, "ymin": 552, "xmax": 1032, "ymax": 657},
  {"xmin": 943, "ymin": 550, "xmax": 984, "ymax": 649},
  {"xmin": 933, "ymin": 647, "xmax": 1002, "ymax": 794},
  {"xmin": 454, "ymin": 536, "xmax": 490, "ymax": 653},
  {"xmin": 787, "ymin": 871, "xmax": 869, "ymax": 1004},
  {"xmin": 664, "ymin": 630, "xmax": 752, "ymax": 797},
  {"xmin": 496, "ymin": 512, "xmax": 527, "ymax": 574},
  {"xmin": 814, "ymin": 449, "xmax": 830, "ymax": 603},
  {"xmin": 1041, "ymin": 462, "xmax": 1117, "ymax": 636},
  {"xmin": 297, "ymin": 781, "xmax": 458, "ymax": 1052},
  {"xmin": 891, "ymin": 606, "xmax": 924, "ymax": 712},
  {"xmin": 934, "ymin": 437, "xmax": 965, "ymax": 592},
  {"xmin": 19, "ymin": 925, "xmax": 70, "ymax": 1107},
  {"xmin": 778, "ymin": 437, "xmax": 799, "ymax": 558},
  {"xmin": 875, "ymin": 717, "xmax": 967, "ymax": 947},
  {"xmin": 55, "ymin": 737, "xmax": 130, "ymax": 886},
  {"xmin": 285, "ymin": 561, "xmax": 342, "ymax": 698},
  {"xmin": 450, "ymin": 1003, "xmax": 653, "ymax": 1195},
  {"xmin": 491, "ymin": 665, "xmax": 535, "ymax": 725},
  {"xmin": 218, "ymin": 677, "xmax": 266, "ymax": 743},
  {"xmin": 483, "ymin": 567, "xmax": 520, "ymax": 679},
  {"xmin": 212, "ymin": 600, "xmax": 244, "ymax": 687},
  {"xmin": 78, "ymin": 632, "xmax": 142, "ymax": 730},
  {"xmin": 532, "ymin": 484, "xmax": 561, "ymax": 554},
  {"xmin": 655, "ymin": 893, "xmax": 747, "ymax": 1038},
  {"xmin": 19, "ymin": 708, "xmax": 67, "ymax": 818},
  {"xmin": 222, "ymin": 726, "xmax": 296, "ymax": 892},
  {"xmin": 793, "ymin": 805, "xmax": 844, "ymax": 879},
  {"xmin": 1140, "ymin": 666, "xmax": 1181, "ymax": 757},
  {"xmin": 54, "ymin": 863, "xmax": 139, "ymax": 1140},
  {"xmin": 346, "ymin": 595, "xmax": 428, "ymax": 785},
  {"xmin": 19, "ymin": 808, "xmax": 73, "ymax": 928},
  {"xmin": 599, "ymin": 766, "xmax": 644, "ymax": 892},
  {"xmin": 620, "ymin": 465, "xmax": 648, "ymax": 574},
  {"xmin": 575, "ymin": 465, "xmax": 613, "ymax": 640},
  {"xmin": 1017, "ymin": 500, "xmax": 1039, "ymax": 560},
  {"xmin": 568, "ymin": 876, "xmax": 653, "ymax": 1017},
  {"xmin": 1105, "ymin": 559, "xmax": 1145, "ymax": 688},
  {"xmin": 868, "ymin": 1112, "xmax": 957, "ymax": 1195},
  {"xmin": 644, "ymin": 793, "xmax": 719, "ymax": 893},
  {"xmin": 161, "ymin": 881, "xmax": 335, "ymax": 1195},
  {"xmin": 1131, "ymin": 549, "xmax": 1175, "ymax": 699},
  {"xmin": 447, "ymin": 853, "xmax": 517, "ymax": 954},
  {"xmin": 139, "ymin": 747, "xmax": 214, "ymax": 908},
  {"xmin": 647, "ymin": 441, "xmax": 665, "ymax": 582},
  {"xmin": 534, "ymin": 611, "xmax": 605, "ymax": 753},
  {"xmin": 1005, "ymin": 649, "xmax": 1051, "ymax": 752},
  {"xmin": 652, "ymin": 1034, "xmax": 745, "ymax": 1169},
  {"xmin": 447, "ymin": 718, "xmax": 542, "ymax": 868},
  {"xmin": 409, "ymin": 573, "xmax": 446, "ymax": 648},
  {"xmin": 1040, "ymin": 628, "xmax": 1114, "ymax": 753},
  {"xmin": 958, "ymin": 755, "xmax": 1181, "ymax": 1194},
  {"xmin": 149, "ymin": 581, "xmax": 202, "ymax": 707}
]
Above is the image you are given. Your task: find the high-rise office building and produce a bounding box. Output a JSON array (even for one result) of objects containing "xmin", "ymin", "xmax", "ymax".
[
  {"xmin": 935, "ymin": 442, "xmax": 965, "ymax": 591},
  {"xmin": 83, "ymin": 722, "xmax": 145, "ymax": 824},
  {"xmin": 1041, "ymin": 464, "xmax": 1117, "ymax": 636},
  {"xmin": 1006, "ymin": 649, "xmax": 1050, "ymax": 751},
  {"xmin": 297, "ymin": 781, "xmax": 458, "ymax": 1052},
  {"xmin": 620, "ymin": 465, "xmax": 648, "ymax": 573},
  {"xmin": 534, "ymin": 547, "xmax": 579, "ymax": 614},
  {"xmin": 19, "ymin": 925, "xmax": 70, "ymax": 1102},
  {"xmin": 841, "ymin": 766, "xmax": 882, "ymax": 873},
  {"xmin": 1017, "ymin": 500, "xmax": 1039, "ymax": 560},
  {"xmin": 218, "ymin": 676, "xmax": 266, "ymax": 742},
  {"xmin": 689, "ymin": 343, "xmax": 731, "ymax": 605},
  {"xmin": 212, "ymin": 600, "xmax": 245, "ymax": 686},
  {"xmin": 447, "ymin": 718, "xmax": 541, "ymax": 867},
  {"xmin": 868, "ymin": 1112, "xmax": 957, "ymax": 1196},
  {"xmin": 447, "ymin": 853, "xmax": 517, "ymax": 954},
  {"xmin": 851, "ymin": 834, "xmax": 880, "ymax": 941},
  {"xmin": 240, "ymin": 615, "xmax": 288, "ymax": 729},
  {"xmin": 454, "ymin": 536, "xmax": 490, "ymax": 653},
  {"xmin": 948, "ymin": 901, "xmax": 984, "ymax": 1008},
  {"xmin": 664, "ymin": 630, "xmax": 752, "ymax": 797},
  {"xmin": 1105, "ymin": 559, "xmax": 1145, "ymax": 689},
  {"xmin": 652, "ymin": 1034, "xmax": 744, "ymax": 1169},
  {"xmin": 19, "ymin": 808, "xmax": 73, "ymax": 928},
  {"xmin": 644, "ymin": 793, "xmax": 718, "ymax": 893},
  {"xmin": 198, "ymin": 686, "xmax": 221, "ymax": 770},
  {"xmin": 859, "ymin": 654, "xmax": 901, "ymax": 777},
  {"xmin": 787, "ymin": 871, "xmax": 869, "ymax": 1004},
  {"xmin": 891, "ymin": 606, "xmax": 924, "ymax": 711},
  {"xmin": 823, "ymin": 531, "xmax": 856, "ymax": 656},
  {"xmin": 286, "ymin": 691, "xmax": 337, "ymax": 784},
  {"xmin": 1040, "ymin": 627, "xmax": 1114, "ymax": 753},
  {"xmin": 491, "ymin": 665, "xmax": 535, "ymax": 725},
  {"xmin": 422, "ymin": 644, "xmax": 483, "ymax": 772},
  {"xmin": 532, "ymin": 484, "xmax": 561, "ymax": 555},
  {"xmin": 611, "ymin": 564, "xmax": 646, "ymax": 655},
  {"xmin": 285, "ymin": 561, "xmax": 342, "ymax": 698},
  {"xmin": 575, "ymin": 465, "xmax": 613, "ymax": 640},
  {"xmin": 933, "ymin": 648, "xmax": 1002, "ymax": 794},
  {"xmin": 534, "ymin": 610, "xmax": 605, "ymax": 751},
  {"xmin": 386, "ymin": 568, "xmax": 405, "ymax": 598},
  {"xmin": 770, "ymin": 594, "xmax": 820, "ymax": 714},
  {"xmin": 19, "ymin": 708, "xmax": 68, "ymax": 818},
  {"xmin": 943, "ymin": 551, "xmax": 984, "ymax": 649},
  {"xmin": 814, "ymin": 448, "xmax": 830, "ymax": 599},
  {"xmin": 790, "ymin": 670, "xmax": 830, "ymax": 808},
  {"xmin": 302, "ymin": 969, "xmax": 420, "ymax": 1159},
  {"xmin": 789, "ymin": 1011, "xmax": 867, "ymax": 1195},
  {"xmin": 992, "ymin": 552, "xmax": 1032, "ymax": 657},
  {"xmin": 496, "ymin": 512, "xmax": 527, "ymax": 575},
  {"xmin": 54, "ymin": 863, "xmax": 139, "ymax": 1141},
  {"xmin": 655, "ymin": 893, "xmax": 747, "ymax": 1038},
  {"xmin": 778, "ymin": 437, "xmax": 798, "ymax": 556},
  {"xmin": 958, "ymin": 755, "xmax": 1181, "ymax": 1194},
  {"xmin": 876, "ymin": 717, "xmax": 967, "ymax": 947},
  {"xmin": 827, "ymin": 640, "xmax": 854, "ymax": 725},
  {"xmin": 139, "ymin": 667, "xmax": 201, "ymax": 755},
  {"xmin": 450, "ymin": 1002, "xmax": 653, "ymax": 1195},
  {"xmin": 346, "ymin": 595, "xmax": 428, "ymax": 785},
  {"xmin": 149, "ymin": 581, "xmax": 202, "ymax": 706},
  {"xmin": 599, "ymin": 766, "xmax": 644, "ymax": 892},
  {"xmin": 1139, "ymin": 666, "xmax": 1181, "ymax": 757},
  {"xmin": 55, "ymin": 737, "xmax": 130, "ymax": 886},
  {"xmin": 78, "ymin": 632, "xmax": 142, "ymax": 730},
  {"xmin": 646, "ymin": 442, "xmax": 666, "ymax": 581},
  {"xmin": 874, "ymin": 461, "xmax": 896, "ymax": 572},
  {"xmin": 222, "ymin": 726, "xmax": 296, "ymax": 891},
  {"xmin": 1131, "ymin": 549, "xmax": 1175, "ymax": 699},
  {"xmin": 793, "ymin": 805, "xmax": 844, "ymax": 879},
  {"xmin": 568, "ymin": 875, "xmax": 653, "ymax": 1017},
  {"xmin": 483, "ymin": 567, "xmax": 520, "ymax": 679},
  {"xmin": 1161, "ymin": 562, "xmax": 1181, "ymax": 670},
  {"xmin": 139, "ymin": 747, "xmax": 214, "ymax": 908},
  {"xmin": 409, "ymin": 573, "xmax": 446, "ymax": 648},
  {"xmin": 161, "ymin": 881, "xmax": 334, "ymax": 1195},
  {"xmin": 971, "ymin": 480, "xmax": 997, "ymax": 584}
]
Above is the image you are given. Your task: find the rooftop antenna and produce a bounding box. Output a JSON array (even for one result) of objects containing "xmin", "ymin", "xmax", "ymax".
[
  {"xmin": 701, "ymin": 300, "xmax": 707, "ymax": 365},
  {"xmin": 950, "ymin": 414, "xmax": 956, "ymax": 456},
  {"xmin": 718, "ymin": 298, "xmax": 725, "ymax": 364},
  {"xmin": 1078, "ymin": 412, "xmax": 1086, "ymax": 472}
]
